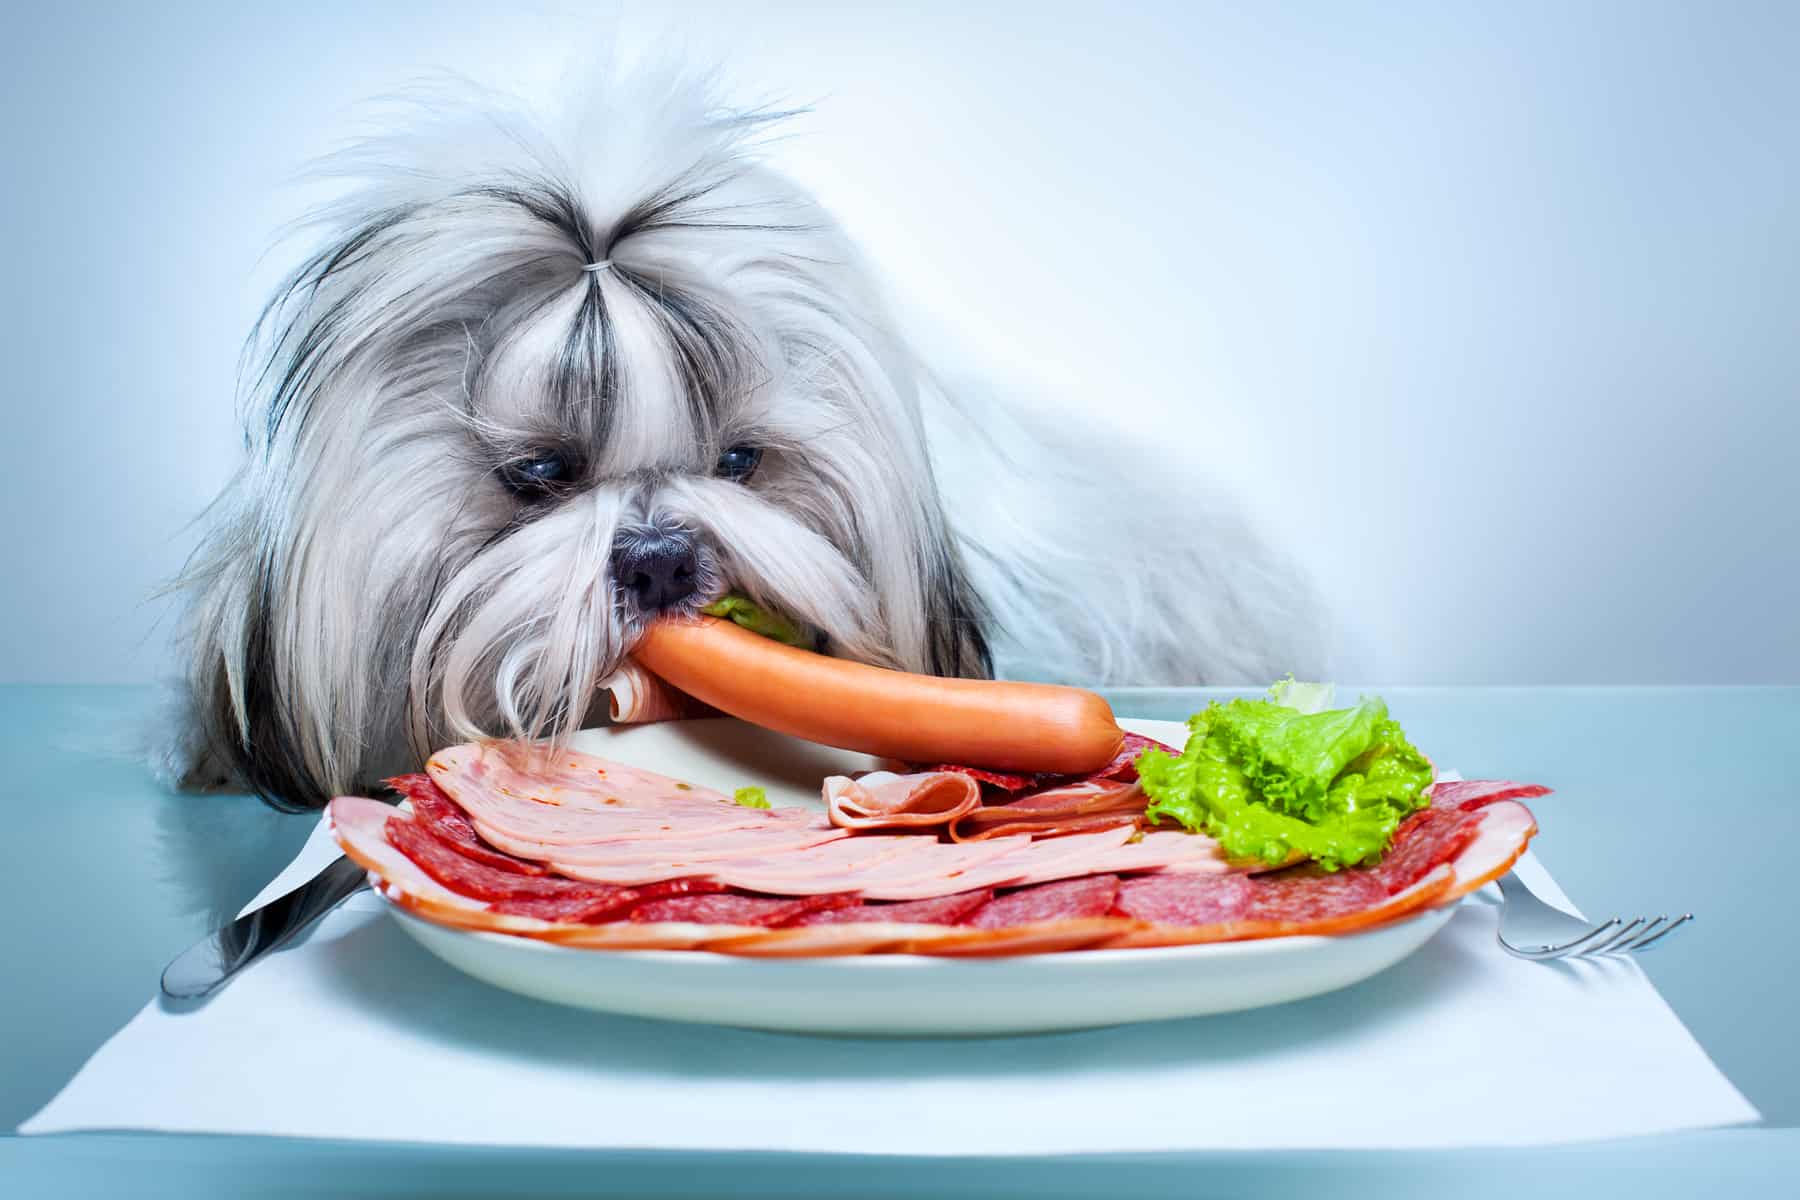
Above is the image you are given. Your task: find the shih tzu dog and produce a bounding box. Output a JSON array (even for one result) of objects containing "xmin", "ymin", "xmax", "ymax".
[{"xmin": 166, "ymin": 64, "xmax": 1323, "ymax": 811}]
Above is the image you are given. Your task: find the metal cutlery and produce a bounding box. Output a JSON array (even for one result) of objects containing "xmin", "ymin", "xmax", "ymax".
[
  {"xmin": 161, "ymin": 854, "xmax": 370, "ymax": 1001},
  {"xmin": 1496, "ymin": 871, "xmax": 1691, "ymax": 961}
]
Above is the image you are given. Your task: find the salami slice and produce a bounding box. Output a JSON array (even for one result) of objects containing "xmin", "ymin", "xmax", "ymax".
[
  {"xmin": 1092, "ymin": 732, "xmax": 1176, "ymax": 783},
  {"xmin": 1372, "ymin": 807, "xmax": 1483, "ymax": 894},
  {"xmin": 1429, "ymin": 779, "xmax": 1553, "ymax": 812},
  {"xmin": 916, "ymin": 763, "xmax": 1041, "ymax": 791},
  {"xmin": 1240, "ymin": 867, "xmax": 1390, "ymax": 924},
  {"xmin": 490, "ymin": 877, "xmax": 728, "ymax": 921},
  {"xmin": 490, "ymin": 893, "xmax": 645, "ymax": 922},
  {"xmin": 967, "ymin": 875, "xmax": 1120, "ymax": 928},
  {"xmin": 792, "ymin": 889, "xmax": 994, "ymax": 927},
  {"xmin": 1104, "ymin": 866, "xmax": 1457, "ymax": 949},
  {"xmin": 386, "ymin": 773, "xmax": 548, "ymax": 875},
  {"xmin": 915, "ymin": 732, "xmax": 1176, "ymax": 793},
  {"xmin": 627, "ymin": 892, "xmax": 860, "ymax": 927},
  {"xmin": 384, "ymin": 815, "xmax": 629, "ymax": 904},
  {"xmin": 1112, "ymin": 873, "xmax": 1257, "ymax": 925},
  {"xmin": 534, "ymin": 922, "xmax": 757, "ymax": 950}
]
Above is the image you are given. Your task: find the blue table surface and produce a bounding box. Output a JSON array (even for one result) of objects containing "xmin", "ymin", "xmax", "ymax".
[{"xmin": 3, "ymin": 684, "xmax": 1797, "ymax": 1199}]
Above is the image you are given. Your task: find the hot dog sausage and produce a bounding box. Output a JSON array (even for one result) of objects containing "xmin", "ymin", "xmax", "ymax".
[{"xmin": 631, "ymin": 616, "xmax": 1124, "ymax": 774}]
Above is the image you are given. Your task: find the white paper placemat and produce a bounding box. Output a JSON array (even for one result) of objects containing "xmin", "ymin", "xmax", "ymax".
[{"xmin": 20, "ymin": 816, "xmax": 1757, "ymax": 1153}]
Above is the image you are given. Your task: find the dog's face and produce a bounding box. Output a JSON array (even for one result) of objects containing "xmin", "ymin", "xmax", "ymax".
[{"xmin": 177, "ymin": 83, "xmax": 990, "ymax": 809}]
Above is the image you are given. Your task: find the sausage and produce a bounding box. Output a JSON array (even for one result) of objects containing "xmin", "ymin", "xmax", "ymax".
[{"xmin": 630, "ymin": 615, "xmax": 1124, "ymax": 774}]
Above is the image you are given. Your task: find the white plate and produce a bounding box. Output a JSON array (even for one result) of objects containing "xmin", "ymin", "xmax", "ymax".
[{"xmin": 386, "ymin": 717, "xmax": 1460, "ymax": 1035}]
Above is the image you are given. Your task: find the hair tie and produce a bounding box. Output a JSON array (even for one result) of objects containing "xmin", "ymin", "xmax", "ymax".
[{"xmin": 581, "ymin": 260, "xmax": 613, "ymax": 274}]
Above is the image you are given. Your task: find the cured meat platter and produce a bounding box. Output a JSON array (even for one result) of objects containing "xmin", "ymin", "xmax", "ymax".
[{"xmin": 335, "ymin": 718, "xmax": 1535, "ymax": 1034}]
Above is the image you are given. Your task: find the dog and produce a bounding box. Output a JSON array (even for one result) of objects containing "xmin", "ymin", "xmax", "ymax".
[{"xmin": 164, "ymin": 63, "xmax": 1324, "ymax": 810}]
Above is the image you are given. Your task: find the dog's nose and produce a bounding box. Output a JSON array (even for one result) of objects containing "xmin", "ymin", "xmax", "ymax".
[{"xmin": 616, "ymin": 529, "xmax": 700, "ymax": 611}]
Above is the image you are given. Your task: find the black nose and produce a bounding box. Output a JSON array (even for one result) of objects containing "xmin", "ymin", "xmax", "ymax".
[{"xmin": 615, "ymin": 528, "xmax": 700, "ymax": 611}]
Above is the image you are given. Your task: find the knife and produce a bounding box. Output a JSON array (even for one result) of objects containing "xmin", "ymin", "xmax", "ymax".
[{"xmin": 160, "ymin": 855, "xmax": 370, "ymax": 1001}]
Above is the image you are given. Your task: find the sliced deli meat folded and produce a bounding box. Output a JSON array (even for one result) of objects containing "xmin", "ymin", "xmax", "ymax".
[
  {"xmin": 947, "ymin": 779, "xmax": 1148, "ymax": 842},
  {"xmin": 824, "ymin": 771, "xmax": 982, "ymax": 830}
]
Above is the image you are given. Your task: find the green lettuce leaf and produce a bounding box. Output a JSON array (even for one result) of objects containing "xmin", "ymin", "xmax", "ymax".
[
  {"xmin": 732, "ymin": 786, "xmax": 770, "ymax": 809},
  {"xmin": 1140, "ymin": 682, "xmax": 1433, "ymax": 870},
  {"xmin": 702, "ymin": 594, "xmax": 808, "ymax": 647}
]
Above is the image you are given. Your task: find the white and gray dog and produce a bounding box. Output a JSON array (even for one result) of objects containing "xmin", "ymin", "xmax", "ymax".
[{"xmin": 166, "ymin": 65, "xmax": 1323, "ymax": 810}]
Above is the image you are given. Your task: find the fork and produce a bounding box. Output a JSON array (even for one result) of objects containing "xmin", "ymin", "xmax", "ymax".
[{"xmin": 1496, "ymin": 872, "xmax": 1692, "ymax": 961}]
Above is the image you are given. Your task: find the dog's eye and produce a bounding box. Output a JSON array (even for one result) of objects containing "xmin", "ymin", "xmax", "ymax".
[
  {"xmin": 715, "ymin": 444, "xmax": 763, "ymax": 482},
  {"xmin": 500, "ymin": 450, "xmax": 573, "ymax": 497}
]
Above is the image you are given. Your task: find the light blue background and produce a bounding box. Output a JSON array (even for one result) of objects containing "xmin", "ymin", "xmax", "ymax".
[{"xmin": 3, "ymin": 0, "xmax": 1795, "ymax": 685}]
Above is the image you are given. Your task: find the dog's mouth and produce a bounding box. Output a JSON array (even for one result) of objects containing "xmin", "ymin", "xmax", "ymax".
[
  {"xmin": 619, "ymin": 579, "xmax": 827, "ymax": 661},
  {"xmin": 595, "ymin": 584, "xmax": 827, "ymax": 727}
]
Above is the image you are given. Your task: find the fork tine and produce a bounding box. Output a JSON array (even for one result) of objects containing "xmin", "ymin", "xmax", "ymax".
[
  {"xmin": 1580, "ymin": 917, "xmax": 1647, "ymax": 957},
  {"xmin": 1615, "ymin": 916, "xmax": 1668, "ymax": 951},
  {"xmin": 1518, "ymin": 917, "xmax": 1622, "ymax": 959},
  {"xmin": 1624, "ymin": 913, "xmax": 1693, "ymax": 952}
]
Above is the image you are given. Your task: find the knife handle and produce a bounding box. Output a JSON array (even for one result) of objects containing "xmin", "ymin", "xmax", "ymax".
[{"xmin": 160, "ymin": 854, "xmax": 370, "ymax": 1001}]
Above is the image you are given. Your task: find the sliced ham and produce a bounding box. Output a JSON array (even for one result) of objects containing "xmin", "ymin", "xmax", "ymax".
[
  {"xmin": 824, "ymin": 771, "xmax": 982, "ymax": 830},
  {"xmin": 428, "ymin": 742, "xmax": 814, "ymax": 848},
  {"xmin": 948, "ymin": 779, "xmax": 1147, "ymax": 842},
  {"xmin": 536, "ymin": 822, "xmax": 848, "ymax": 870},
  {"xmin": 1437, "ymin": 799, "xmax": 1537, "ymax": 900},
  {"xmin": 874, "ymin": 825, "xmax": 1140, "ymax": 898},
  {"xmin": 1078, "ymin": 829, "xmax": 1235, "ymax": 876},
  {"xmin": 821, "ymin": 769, "xmax": 1145, "ymax": 842},
  {"xmin": 706, "ymin": 834, "xmax": 979, "ymax": 897}
]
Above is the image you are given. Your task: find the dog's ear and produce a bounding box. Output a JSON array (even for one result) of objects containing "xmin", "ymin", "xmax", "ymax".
[
  {"xmin": 920, "ymin": 543, "xmax": 994, "ymax": 680},
  {"xmin": 175, "ymin": 555, "xmax": 317, "ymax": 810}
]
